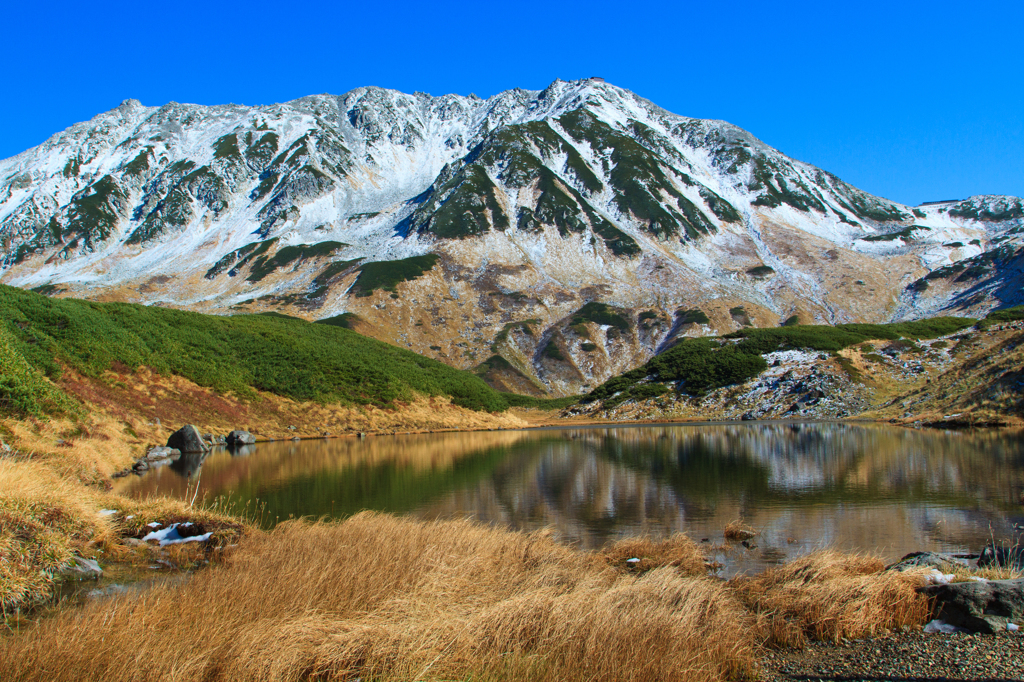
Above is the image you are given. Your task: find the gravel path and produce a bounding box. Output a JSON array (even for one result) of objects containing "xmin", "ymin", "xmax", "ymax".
[{"xmin": 758, "ymin": 631, "xmax": 1024, "ymax": 681}]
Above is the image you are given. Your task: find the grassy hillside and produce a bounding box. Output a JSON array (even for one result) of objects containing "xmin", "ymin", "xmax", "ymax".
[
  {"xmin": 582, "ymin": 317, "xmax": 977, "ymax": 408},
  {"xmin": 0, "ymin": 285, "xmax": 564, "ymax": 416}
]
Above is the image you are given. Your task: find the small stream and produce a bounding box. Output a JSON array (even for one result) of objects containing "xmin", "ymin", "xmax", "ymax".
[{"xmin": 117, "ymin": 422, "xmax": 1024, "ymax": 576}]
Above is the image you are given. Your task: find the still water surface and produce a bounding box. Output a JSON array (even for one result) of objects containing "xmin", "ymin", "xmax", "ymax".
[{"xmin": 117, "ymin": 423, "xmax": 1024, "ymax": 575}]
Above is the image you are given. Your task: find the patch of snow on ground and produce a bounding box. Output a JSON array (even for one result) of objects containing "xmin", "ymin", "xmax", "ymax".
[
  {"xmin": 924, "ymin": 619, "xmax": 964, "ymax": 634},
  {"xmin": 142, "ymin": 522, "xmax": 212, "ymax": 546},
  {"xmin": 924, "ymin": 568, "xmax": 956, "ymax": 585}
]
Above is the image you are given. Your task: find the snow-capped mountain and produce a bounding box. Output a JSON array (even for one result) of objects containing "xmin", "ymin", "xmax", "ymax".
[{"xmin": 1, "ymin": 78, "xmax": 1021, "ymax": 395}]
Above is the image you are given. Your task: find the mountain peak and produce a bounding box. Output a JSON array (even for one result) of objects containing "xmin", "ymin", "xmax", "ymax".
[{"xmin": 0, "ymin": 82, "xmax": 1021, "ymax": 398}]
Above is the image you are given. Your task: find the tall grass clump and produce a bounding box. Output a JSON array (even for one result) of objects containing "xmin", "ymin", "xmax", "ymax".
[
  {"xmin": 729, "ymin": 550, "xmax": 931, "ymax": 647},
  {"xmin": 0, "ymin": 461, "xmax": 104, "ymax": 615},
  {"xmin": 0, "ymin": 513, "xmax": 756, "ymax": 682}
]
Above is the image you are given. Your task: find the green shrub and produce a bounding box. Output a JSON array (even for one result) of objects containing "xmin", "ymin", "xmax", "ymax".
[
  {"xmin": 542, "ymin": 340, "xmax": 565, "ymax": 361},
  {"xmin": 981, "ymin": 305, "xmax": 1024, "ymax": 328},
  {"xmin": 725, "ymin": 317, "xmax": 976, "ymax": 354},
  {"xmin": 314, "ymin": 313, "xmax": 361, "ymax": 330},
  {"xmin": 246, "ymin": 241, "xmax": 345, "ymax": 282},
  {"xmin": 0, "ymin": 285, "xmax": 539, "ymax": 413},
  {"xmin": 0, "ymin": 325, "xmax": 78, "ymax": 417},
  {"xmin": 571, "ymin": 302, "xmax": 630, "ymax": 332},
  {"xmin": 584, "ymin": 337, "xmax": 767, "ymax": 402},
  {"xmin": 746, "ymin": 265, "xmax": 775, "ymax": 278},
  {"xmin": 677, "ymin": 308, "xmax": 709, "ymax": 325},
  {"xmin": 352, "ymin": 255, "xmax": 439, "ymax": 297}
]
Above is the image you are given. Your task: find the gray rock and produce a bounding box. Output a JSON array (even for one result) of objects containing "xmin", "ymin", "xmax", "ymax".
[
  {"xmin": 60, "ymin": 556, "xmax": 102, "ymax": 580},
  {"xmin": 145, "ymin": 446, "xmax": 180, "ymax": 461},
  {"xmin": 920, "ymin": 578, "xmax": 1024, "ymax": 633},
  {"xmin": 226, "ymin": 430, "xmax": 255, "ymax": 447},
  {"xmin": 887, "ymin": 551, "xmax": 974, "ymax": 572},
  {"xmin": 979, "ymin": 543, "xmax": 1024, "ymax": 571},
  {"xmin": 166, "ymin": 424, "xmax": 209, "ymax": 453}
]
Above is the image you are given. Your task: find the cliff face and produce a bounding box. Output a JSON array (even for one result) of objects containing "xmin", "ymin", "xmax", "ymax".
[{"xmin": 2, "ymin": 79, "xmax": 1021, "ymax": 396}]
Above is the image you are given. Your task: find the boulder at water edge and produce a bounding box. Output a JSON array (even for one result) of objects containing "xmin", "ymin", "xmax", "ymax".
[
  {"xmin": 146, "ymin": 446, "xmax": 180, "ymax": 461},
  {"xmin": 59, "ymin": 557, "xmax": 102, "ymax": 580},
  {"xmin": 226, "ymin": 430, "xmax": 256, "ymax": 447},
  {"xmin": 166, "ymin": 425, "xmax": 210, "ymax": 453},
  {"xmin": 887, "ymin": 552, "xmax": 974, "ymax": 572},
  {"xmin": 979, "ymin": 543, "xmax": 1024, "ymax": 571},
  {"xmin": 920, "ymin": 578, "xmax": 1024, "ymax": 633}
]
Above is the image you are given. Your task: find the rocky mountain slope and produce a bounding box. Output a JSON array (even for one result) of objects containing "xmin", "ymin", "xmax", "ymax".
[
  {"xmin": 1, "ymin": 79, "xmax": 1022, "ymax": 396},
  {"xmin": 565, "ymin": 316, "xmax": 1024, "ymax": 428}
]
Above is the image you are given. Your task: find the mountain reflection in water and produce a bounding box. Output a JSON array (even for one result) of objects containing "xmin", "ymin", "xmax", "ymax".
[{"xmin": 117, "ymin": 423, "xmax": 1024, "ymax": 575}]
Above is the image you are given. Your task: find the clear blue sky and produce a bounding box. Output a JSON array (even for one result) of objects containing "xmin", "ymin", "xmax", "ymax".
[{"xmin": 3, "ymin": 0, "xmax": 1021, "ymax": 206}]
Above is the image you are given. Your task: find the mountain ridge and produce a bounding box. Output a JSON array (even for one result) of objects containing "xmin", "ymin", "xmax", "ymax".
[{"xmin": 2, "ymin": 78, "xmax": 1022, "ymax": 396}]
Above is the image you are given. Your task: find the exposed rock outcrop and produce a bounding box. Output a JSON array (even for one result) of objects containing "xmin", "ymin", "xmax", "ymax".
[{"xmin": 166, "ymin": 424, "xmax": 209, "ymax": 453}]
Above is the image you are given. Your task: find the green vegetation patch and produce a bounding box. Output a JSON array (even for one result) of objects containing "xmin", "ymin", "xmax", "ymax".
[
  {"xmin": 314, "ymin": 313, "xmax": 361, "ymax": 330},
  {"xmin": 542, "ymin": 337, "xmax": 566, "ymax": 361},
  {"xmin": 306, "ymin": 259, "xmax": 363, "ymax": 298},
  {"xmin": 558, "ymin": 109, "xmax": 716, "ymax": 241},
  {"xmin": 948, "ymin": 198, "xmax": 1024, "ymax": 222},
  {"xmin": 677, "ymin": 308, "xmax": 709, "ymax": 325},
  {"xmin": 245, "ymin": 132, "xmax": 279, "ymax": 169},
  {"xmin": 603, "ymin": 382, "xmax": 670, "ymax": 409},
  {"xmin": 730, "ymin": 306, "xmax": 752, "ymax": 326},
  {"xmin": 584, "ymin": 337, "xmax": 768, "ymax": 402},
  {"xmin": 246, "ymin": 241, "xmax": 346, "ymax": 282},
  {"xmin": 491, "ymin": 319, "xmax": 539, "ymax": 351},
  {"xmin": 0, "ymin": 325, "xmax": 78, "ymax": 417},
  {"xmin": 122, "ymin": 148, "xmax": 152, "ymax": 178},
  {"xmin": 60, "ymin": 175, "xmax": 129, "ymax": 248},
  {"xmin": 0, "ymin": 284, "xmax": 537, "ymax": 412},
  {"xmin": 748, "ymin": 158, "xmax": 827, "ymax": 215},
  {"xmin": 746, "ymin": 265, "xmax": 775, "ymax": 278},
  {"xmin": 351, "ymin": 254, "xmax": 440, "ymax": 297},
  {"xmin": 860, "ymin": 226, "xmax": 922, "ymax": 243},
  {"xmin": 30, "ymin": 284, "xmax": 62, "ymax": 297},
  {"xmin": 205, "ymin": 239, "xmax": 279, "ymax": 279},
  {"xmin": 213, "ymin": 133, "xmax": 241, "ymax": 161},
  {"xmin": 583, "ymin": 314, "xmax": 977, "ymax": 408},
  {"xmin": 724, "ymin": 318, "xmax": 976, "ymax": 354},
  {"xmin": 980, "ymin": 305, "xmax": 1024, "ymax": 329},
  {"xmin": 924, "ymin": 244, "xmax": 1023, "ymax": 283},
  {"xmin": 420, "ymin": 166, "xmax": 510, "ymax": 239},
  {"xmin": 571, "ymin": 302, "xmax": 630, "ymax": 332}
]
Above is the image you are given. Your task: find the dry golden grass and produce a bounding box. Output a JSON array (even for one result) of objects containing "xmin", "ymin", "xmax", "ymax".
[
  {"xmin": 0, "ymin": 456, "xmax": 244, "ymax": 616},
  {"xmin": 600, "ymin": 534, "xmax": 709, "ymax": 575},
  {"xmin": 723, "ymin": 521, "xmax": 757, "ymax": 542},
  {"xmin": 0, "ymin": 358, "xmax": 534, "ymax": 617},
  {"xmin": 729, "ymin": 550, "xmax": 931, "ymax": 648},
  {"xmin": 0, "ymin": 513, "xmax": 756, "ymax": 682}
]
